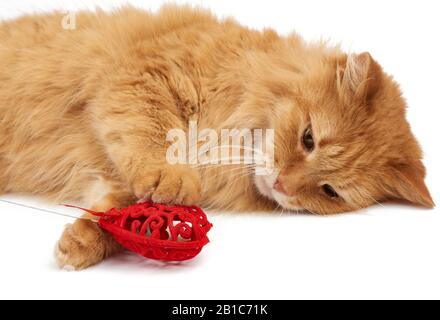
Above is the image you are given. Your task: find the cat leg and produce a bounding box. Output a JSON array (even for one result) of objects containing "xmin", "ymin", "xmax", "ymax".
[
  {"xmin": 55, "ymin": 192, "xmax": 134, "ymax": 271},
  {"xmin": 90, "ymin": 76, "xmax": 202, "ymax": 205},
  {"xmin": 131, "ymin": 163, "xmax": 201, "ymax": 205}
]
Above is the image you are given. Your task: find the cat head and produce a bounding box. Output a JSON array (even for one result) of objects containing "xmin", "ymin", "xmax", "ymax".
[{"xmin": 243, "ymin": 46, "xmax": 434, "ymax": 214}]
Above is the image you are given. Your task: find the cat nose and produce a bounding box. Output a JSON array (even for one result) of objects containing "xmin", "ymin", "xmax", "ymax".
[{"xmin": 273, "ymin": 177, "xmax": 287, "ymax": 195}]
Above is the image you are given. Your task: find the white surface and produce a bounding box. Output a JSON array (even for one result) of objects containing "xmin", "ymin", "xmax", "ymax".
[{"xmin": 0, "ymin": 0, "xmax": 439, "ymax": 300}]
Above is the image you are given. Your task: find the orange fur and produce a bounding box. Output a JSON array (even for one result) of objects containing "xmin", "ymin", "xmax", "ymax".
[{"xmin": 0, "ymin": 6, "xmax": 433, "ymax": 269}]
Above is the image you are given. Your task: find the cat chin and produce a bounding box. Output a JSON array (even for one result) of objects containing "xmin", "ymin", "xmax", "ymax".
[
  {"xmin": 254, "ymin": 175, "xmax": 273, "ymax": 199},
  {"xmin": 253, "ymin": 172, "xmax": 278, "ymax": 199},
  {"xmin": 253, "ymin": 173, "xmax": 304, "ymax": 212},
  {"xmin": 272, "ymin": 191, "xmax": 304, "ymax": 212}
]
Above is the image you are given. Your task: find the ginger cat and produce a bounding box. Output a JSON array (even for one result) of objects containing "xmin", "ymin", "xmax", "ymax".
[{"xmin": 0, "ymin": 6, "xmax": 433, "ymax": 270}]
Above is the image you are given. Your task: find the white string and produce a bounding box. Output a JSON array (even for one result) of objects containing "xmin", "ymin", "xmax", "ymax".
[{"xmin": 0, "ymin": 198, "xmax": 91, "ymax": 220}]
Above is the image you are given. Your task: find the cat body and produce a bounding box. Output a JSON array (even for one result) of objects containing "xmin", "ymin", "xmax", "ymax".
[{"xmin": 0, "ymin": 6, "xmax": 432, "ymax": 269}]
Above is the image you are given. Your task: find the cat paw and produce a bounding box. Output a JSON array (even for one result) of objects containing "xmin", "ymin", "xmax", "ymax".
[
  {"xmin": 55, "ymin": 219, "xmax": 120, "ymax": 271},
  {"xmin": 132, "ymin": 164, "xmax": 201, "ymax": 205}
]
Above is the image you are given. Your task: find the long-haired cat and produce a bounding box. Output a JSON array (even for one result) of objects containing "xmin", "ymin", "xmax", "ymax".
[{"xmin": 0, "ymin": 5, "xmax": 434, "ymax": 270}]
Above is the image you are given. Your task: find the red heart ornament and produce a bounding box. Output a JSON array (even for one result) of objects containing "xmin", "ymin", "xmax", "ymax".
[{"xmin": 67, "ymin": 202, "xmax": 213, "ymax": 261}]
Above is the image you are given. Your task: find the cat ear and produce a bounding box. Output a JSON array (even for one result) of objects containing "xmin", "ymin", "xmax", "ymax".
[
  {"xmin": 337, "ymin": 52, "xmax": 382, "ymax": 103},
  {"xmin": 387, "ymin": 161, "xmax": 435, "ymax": 208}
]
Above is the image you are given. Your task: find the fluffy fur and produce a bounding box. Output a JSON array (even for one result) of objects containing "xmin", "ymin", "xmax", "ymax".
[{"xmin": 0, "ymin": 6, "xmax": 433, "ymax": 269}]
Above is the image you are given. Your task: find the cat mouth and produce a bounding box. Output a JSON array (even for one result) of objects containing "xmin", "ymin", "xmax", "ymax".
[
  {"xmin": 254, "ymin": 174, "xmax": 304, "ymax": 211},
  {"xmin": 272, "ymin": 191, "xmax": 304, "ymax": 211}
]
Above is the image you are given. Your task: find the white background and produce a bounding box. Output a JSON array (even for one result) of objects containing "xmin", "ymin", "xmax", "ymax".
[{"xmin": 0, "ymin": 0, "xmax": 439, "ymax": 300}]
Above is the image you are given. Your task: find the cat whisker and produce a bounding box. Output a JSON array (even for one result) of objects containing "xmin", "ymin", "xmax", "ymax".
[
  {"xmin": 200, "ymin": 168, "xmax": 250, "ymax": 182},
  {"xmin": 279, "ymin": 207, "xmax": 285, "ymax": 217},
  {"xmin": 305, "ymin": 207, "xmax": 320, "ymax": 216},
  {"xmin": 363, "ymin": 191, "xmax": 385, "ymax": 208}
]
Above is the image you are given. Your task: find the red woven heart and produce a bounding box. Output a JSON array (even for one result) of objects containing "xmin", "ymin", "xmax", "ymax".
[{"xmin": 67, "ymin": 202, "xmax": 212, "ymax": 261}]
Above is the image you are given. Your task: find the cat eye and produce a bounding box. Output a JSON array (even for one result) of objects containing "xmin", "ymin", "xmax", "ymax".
[
  {"xmin": 322, "ymin": 184, "xmax": 339, "ymax": 198},
  {"xmin": 302, "ymin": 126, "xmax": 315, "ymax": 152}
]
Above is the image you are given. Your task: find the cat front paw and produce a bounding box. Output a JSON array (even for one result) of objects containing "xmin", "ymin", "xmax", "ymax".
[
  {"xmin": 55, "ymin": 219, "xmax": 121, "ymax": 271},
  {"xmin": 132, "ymin": 164, "xmax": 201, "ymax": 206}
]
